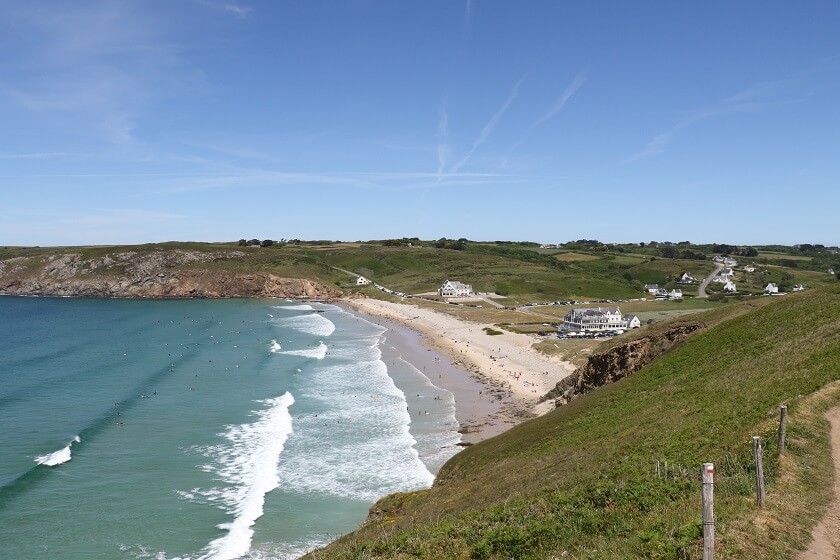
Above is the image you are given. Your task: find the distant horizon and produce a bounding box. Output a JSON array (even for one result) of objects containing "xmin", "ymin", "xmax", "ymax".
[
  {"xmin": 2, "ymin": 2, "xmax": 838, "ymax": 246},
  {"xmin": 5, "ymin": 237, "xmax": 839, "ymax": 250}
]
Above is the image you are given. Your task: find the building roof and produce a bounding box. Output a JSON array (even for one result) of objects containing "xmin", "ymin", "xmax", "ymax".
[
  {"xmin": 441, "ymin": 279, "xmax": 471, "ymax": 290},
  {"xmin": 568, "ymin": 306, "xmax": 621, "ymax": 316}
]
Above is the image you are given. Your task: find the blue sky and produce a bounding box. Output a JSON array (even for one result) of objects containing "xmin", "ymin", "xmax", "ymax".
[{"xmin": 1, "ymin": 1, "xmax": 839, "ymax": 246}]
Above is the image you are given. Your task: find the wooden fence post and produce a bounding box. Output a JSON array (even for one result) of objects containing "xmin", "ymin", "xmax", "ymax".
[
  {"xmin": 753, "ymin": 436, "xmax": 766, "ymax": 507},
  {"xmin": 778, "ymin": 405, "xmax": 788, "ymax": 454},
  {"xmin": 702, "ymin": 463, "xmax": 715, "ymax": 560}
]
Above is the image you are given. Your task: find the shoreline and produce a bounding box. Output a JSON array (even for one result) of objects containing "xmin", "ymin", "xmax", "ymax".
[
  {"xmin": 349, "ymin": 307, "xmax": 514, "ymax": 446},
  {"xmin": 343, "ymin": 297, "xmax": 577, "ymax": 441}
]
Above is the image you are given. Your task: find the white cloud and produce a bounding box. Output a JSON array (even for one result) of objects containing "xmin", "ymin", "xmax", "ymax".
[
  {"xmin": 437, "ymin": 99, "xmax": 450, "ymax": 179},
  {"xmin": 621, "ymin": 133, "xmax": 672, "ymax": 164},
  {"xmin": 622, "ymin": 80, "xmax": 785, "ymax": 164},
  {"xmin": 0, "ymin": 3, "xmax": 206, "ymax": 146},
  {"xmin": 451, "ymin": 77, "xmax": 524, "ymax": 173},
  {"xmin": 534, "ymin": 73, "xmax": 587, "ymax": 126},
  {"xmin": 500, "ymin": 73, "xmax": 585, "ymax": 168},
  {"xmin": 223, "ymin": 3, "xmax": 254, "ymax": 18}
]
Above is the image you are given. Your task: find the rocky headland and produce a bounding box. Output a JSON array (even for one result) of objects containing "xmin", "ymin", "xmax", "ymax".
[{"xmin": 0, "ymin": 250, "xmax": 342, "ymax": 299}]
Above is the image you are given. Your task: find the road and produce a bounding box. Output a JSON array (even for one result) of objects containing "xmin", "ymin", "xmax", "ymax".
[{"xmin": 697, "ymin": 263, "xmax": 724, "ymax": 298}]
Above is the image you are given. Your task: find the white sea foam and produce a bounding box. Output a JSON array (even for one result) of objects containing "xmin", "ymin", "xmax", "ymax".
[
  {"xmin": 279, "ymin": 346, "xmax": 434, "ymax": 502},
  {"xmin": 271, "ymin": 304, "xmax": 314, "ymax": 311},
  {"xmin": 269, "ymin": 340, "xmax": 281, "ymax": 353},
  {"xmin": 35, "ymin": 436, "xmax": 80, "ymax": 466},
  {"xmin": 194, "ymin": 392, "xmax": 295, "ymax": 560},
  {"xmin": 272, "ymin": 313, "xmax": 335, "ymax": 337},
  {"xmin": 281, "ymin": 341, "xmax": 328, "ymax": 360}
]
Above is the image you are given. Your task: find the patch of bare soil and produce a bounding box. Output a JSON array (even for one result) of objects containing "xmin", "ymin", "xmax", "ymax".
[{"xmin": 799, "ymin": 407, "xmax": 840, "ymax": 560}]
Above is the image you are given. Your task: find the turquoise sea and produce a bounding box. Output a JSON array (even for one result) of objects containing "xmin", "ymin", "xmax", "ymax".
[{"xmin": 0, "ymin": 296, "xmax": 461, "ymax": 559}]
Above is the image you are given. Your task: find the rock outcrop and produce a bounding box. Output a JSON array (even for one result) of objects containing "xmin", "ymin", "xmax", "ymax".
[
  {"xmin": 542, "ymin": 322, "xmax": 706, "ymax": 406},
  {"xmin": 0, "ymin": 250, "xmax": 342, "ymax": 300}
]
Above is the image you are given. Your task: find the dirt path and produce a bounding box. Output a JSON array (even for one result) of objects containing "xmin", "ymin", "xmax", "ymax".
[{"xmin": 799, "ymin": 407, "xmax": 840, "ymax": 559}]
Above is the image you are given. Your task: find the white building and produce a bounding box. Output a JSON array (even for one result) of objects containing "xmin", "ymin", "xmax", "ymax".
[
  {"xmin": 713, "ymin": 255, "xmax": 738, "ymax": 267},
  {"xmin": 724, "ymin": 281, "xmax": 737, "ymax": 292},
  {"xmin": 792, "ymin": 284, "xmax": 805, "ymax": 292},
  {"xmin": 356, "ymin": 276, "xmax": 371, "ymax": 286},
  {"xmin": 765, "ymin": 283, "xmax": 779, "ymax": 294},
  {"xmin": 644, "ymin": 284, "xmax": 660, "ymax": 294},
  {"xmin": 654, "ymin": 288, "xmax": 669, "ymax": 299},
  {"xmin": 563, "ymin": 307, "xmax": 628, "ymax": 331},
  {"xmin": 679, "ymin": 272, "xmax": 695, "ymax": 284},
  {"xmin": 713, "ymin": 268, "xmax": 735, "ymax": 283},
  {"xmin": 439, "ymin": 280, "xmax": 474, "ymax": 297},
  {"xmin": 625, "ymin": 315, "xmax": 641, "ymax": 329},
  {"xmin": 669, "ymin": 289, "xmax": 683, "ymax": 300},
  {"xmin": 744, "ymin": 265, "xmax": 756, "ymax": 273}
]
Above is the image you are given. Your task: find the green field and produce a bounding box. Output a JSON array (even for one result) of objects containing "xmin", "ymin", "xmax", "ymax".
[
  {"xmin": 5, "ymin": 240, "xmax": 834, "ymax": 306},
  {"xmin": 307, "ymin": 286, "xmax": 840, "ymax": 559}
]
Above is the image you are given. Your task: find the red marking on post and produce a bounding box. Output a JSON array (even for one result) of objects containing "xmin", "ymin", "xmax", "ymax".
[{"xmin": 706, "ymin": 466, "xmax": 714, "ymax": 474}]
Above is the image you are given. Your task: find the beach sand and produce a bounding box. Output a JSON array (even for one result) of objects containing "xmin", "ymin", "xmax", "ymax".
[{"xmin": 344, "ymin": 297, "xmax": 577, "ymax": 443}]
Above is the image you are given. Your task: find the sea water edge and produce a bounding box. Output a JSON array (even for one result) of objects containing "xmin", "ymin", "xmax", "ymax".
[{"xmin": 0, "ymin": 296, "xmax": 462, "ymax": 560}]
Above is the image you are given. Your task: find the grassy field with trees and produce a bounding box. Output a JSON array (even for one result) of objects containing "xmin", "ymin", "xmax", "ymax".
[{"xmin": 3, "ymin": 238, "xmax": 836, "ymax": 304}]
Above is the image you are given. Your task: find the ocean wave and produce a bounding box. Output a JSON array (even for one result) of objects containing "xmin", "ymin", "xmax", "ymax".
[
  {"xmin": 271, "ymin": 304, "xmax": 314, "ymax": 311},
  {"xmin": 280, "ymin": 341, "xmax": 328, "ymax": 360},
  {"xmin": 194, "ymin": 392, "xmax": 295, "ymax": 560},
  {"xmin": 280, "ymin": 360, "xmax": 434, "ymax": 502},
  {"xmin": 272, "ymin": 314, "xmax": 335, "ymax": 338},
  {"xmin": 34, "ymin": 436, "xmax": 80, "ymax": 467}
]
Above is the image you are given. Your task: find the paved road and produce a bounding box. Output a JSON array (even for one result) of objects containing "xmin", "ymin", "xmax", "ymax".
[{"xmin": 697, "ymin": 263, "xmax": 724, "ymax": 298}]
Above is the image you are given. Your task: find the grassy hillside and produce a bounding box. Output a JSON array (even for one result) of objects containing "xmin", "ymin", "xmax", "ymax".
[
  {"xmin": 3, "ymin": 240, "xmax": 835, "ymax": 304},
  {"xmin": 307, "ymin": 285, "xmax": 840, "ymax": 559}
]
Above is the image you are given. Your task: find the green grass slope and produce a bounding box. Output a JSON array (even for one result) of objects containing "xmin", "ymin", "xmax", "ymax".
[
  {"xmin": 307, "ymin": 285, "xmax": 840, "ymax": 559},
  {"xmin": 1, "ymin": 242, "xmax": 645, "ymax": 302}
]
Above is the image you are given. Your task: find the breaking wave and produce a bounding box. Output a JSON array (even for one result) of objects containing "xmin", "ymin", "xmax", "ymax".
[
  {"xmin": 35, "ymin": 436, "xmax": 81, "ymax": 467},
  {"xmin": 193, "ymin": 393, "xmax": 295, "ymax": 560},
  {"xmin": 281, "ymin": 342, "xmax": 328, "ymax": 360}
]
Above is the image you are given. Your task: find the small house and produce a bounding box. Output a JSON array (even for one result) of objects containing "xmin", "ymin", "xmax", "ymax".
[
  {"xmin": 723, "ymin": 281, "xmax": 737, "ymax": 293},
  {"xmin": 792, "ymin": 284, "xmax": 805, "ymax": 292},
  {"xmin": 439, "ymin": 280, "xmax": 474, "ymax": 297},
  {"xmin": 744, "ymin": 265, "xmax": 756, "ymax": 273},
  {"xmin": 765, "ymin": 283, "xmax": 779, "ymax": 294},
  {"xmin": 679, "ymin": 272, "xmax": 695, "ymax": 284},
  {"xmin": 356, "ymin": 276, "xmax": 371, "ymax": 286},
  {"xmin": 644, "ymin": 284, "xmax": 660, "ymax": 294},
  {"xmin": 669, "ymin": 289, "xmax": 683, "ymax": 300},
  {"xmin": 625, "ymin": 315, "xmax": 641, "ymax": 329},
  {"xmin": 654, "ymin": 288, "xmax": 669, "ymax": 299}
]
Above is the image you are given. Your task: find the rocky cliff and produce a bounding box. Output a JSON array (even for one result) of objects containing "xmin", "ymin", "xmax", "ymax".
[
  {"xmin": 0, "ymin": 250, "xmax": 342, "ymax": 299},
  {"xmin": 542, "ymin": 322, "xmax": 706, "ymax": 406}
]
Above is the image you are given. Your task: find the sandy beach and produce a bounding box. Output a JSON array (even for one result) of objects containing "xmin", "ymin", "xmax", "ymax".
[{"xmin": 344, "ymin": 297, "xmax": 577, "ymax": 443}]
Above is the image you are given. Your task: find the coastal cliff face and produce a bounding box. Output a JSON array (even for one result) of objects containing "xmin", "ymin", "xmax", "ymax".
[
  {"xmin": 543, "ymin": 322, "xmax": 706, "ymax": 406},
  {"xmin": 0, "ymin": 250, "xmax": 342, "ymax": 299}
]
